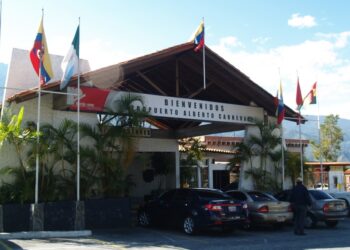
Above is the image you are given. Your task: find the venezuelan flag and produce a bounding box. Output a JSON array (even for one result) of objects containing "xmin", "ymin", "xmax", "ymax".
[
  {"xmin": 192, "ymin": 21, "xmax": 204, "ymax": 52},
  {"xmin": 276, "ymin": 81, "xmax": 285, "ymax": 125},
  {"xmin": 30, "ymin": 17, "xmax": 53, "ymax": 85}
]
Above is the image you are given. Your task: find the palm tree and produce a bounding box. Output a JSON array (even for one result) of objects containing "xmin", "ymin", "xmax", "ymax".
[
  {"xmin": 80, "ymin": 93, "xmax": 148, "ymax": 198},
  {"xmin": 227, "ymin": 142, "xmax": 253, "ymax": 172},
  {"xmin": 179, "ymin": 137, "xmax": 206, "ymax": 188},
  {"xmin": 0, "ymin": 107, "xmax": 37, "ymax": 203},
  {"xmin": 227, "ymin": 121, "xmax": 282, "ymax": 191}
]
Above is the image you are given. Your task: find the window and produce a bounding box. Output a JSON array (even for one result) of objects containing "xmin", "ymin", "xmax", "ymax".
[
  {"xmin": 309, "ymin": 190, "xmax": 333, "ymax": 200},
  {"xmin": 227, "ymin": 191, "xmax": 247, "ymax": 201},
  {"xmin": 248, "ymin": 191, "xmax": 275, "ymax": 201},
  {"xmin": 333, "ymin": 176, "xmax": 338, "ymax": 188},
  {"xmin": 196, "ymin": 190, "xmax": 230, "ymax": 200},
  {"xmin": 174, "ymin": 189, "xmax": 190, "ymax": 201},
  {"xmin": 159, "ymin": 190, "xmax": 176, "ymax": 203}
]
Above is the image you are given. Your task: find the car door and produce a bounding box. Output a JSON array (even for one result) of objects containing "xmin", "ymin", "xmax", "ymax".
[
  {"xmin": 169, "ymin": 189, "xmax": 192, "ymax": 226},
  {"xmin": 152, "ymin": 190, "xmax": 176, "ymax": 224}
]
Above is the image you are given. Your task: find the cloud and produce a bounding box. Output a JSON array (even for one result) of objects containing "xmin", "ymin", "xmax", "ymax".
[
  {"xmin": 288, "ymin": 13, "xmax": 317, "ymax": 29},
  {"xmin": 316, "ymin": 31, "xmax": 350, "ymax": 48},
  {"xmin": 252, "ymin": 37, "xmax": 271, "ymax": 45},
  {"xmin": 210, "ymin": 33, "xmax": 350, "ymax": 119},
  {"xmin": 218, "ymin": 36, "xmax": 244, "ymax": 48}
]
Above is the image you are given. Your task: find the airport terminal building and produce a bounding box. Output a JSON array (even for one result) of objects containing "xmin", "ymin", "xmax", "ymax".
[{"xmin": 1, "ymin": 42, "xmax": 301, "ymax": 199}]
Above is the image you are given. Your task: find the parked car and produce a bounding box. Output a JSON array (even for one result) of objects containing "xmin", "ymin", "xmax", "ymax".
[
  {"xmin": 327, "ymin": 191, "xmax": 350, "ymax": 216},
  {"xmin": 225, "ymin": 190, "xmax": 293, "ymax": 228},
  {"xmin": 274, "ymin": 189, "xmax": 348, "ymax": 228},
  {"xmin": 137, "ymin": 188, "xmax": 249, "ymax": 235}
]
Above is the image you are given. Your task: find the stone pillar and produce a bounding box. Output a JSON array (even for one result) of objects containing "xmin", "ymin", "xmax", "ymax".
[
  {"xmin": 0, "ymin": 205, "xmax": 3, "ymax": 232},
  {"xmin": 31, "ymin": 203, "xmax": 44, "ymax": 231},
  {"xmin": 74, "ymin": 200, "xmax": 85, "ymax": 230}
]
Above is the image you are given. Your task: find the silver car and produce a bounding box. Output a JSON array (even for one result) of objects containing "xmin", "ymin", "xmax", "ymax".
[
  {"xmin": 274, "ymin": 189, "xmax": 348, "ymax": 228},
  {"xmin": 226, "ymin": 190, "xmax": 293, "ymax": 228}
]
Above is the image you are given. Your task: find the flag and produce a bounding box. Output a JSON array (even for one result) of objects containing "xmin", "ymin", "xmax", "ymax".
[
  {"xmin": 296, "ymin": 77, "xmax": 303, "ymax": 110},
  {"xmin": 303, "ymin": 82, "xmax": 317, "ymax": 105},
  {"xmin": 61, "ymin": 26, "xmax": 80, "ymax": 90},
  {"xmin": 190, "ymin": 21, "xmax": 204, "ymax": 52},
  {"xmin": 29, "ymin": 17, "xmax": 53, "ymax": 85},
  {"xmin": 275, "ymin": 81, "xmax": 285, "ymax": 124}
]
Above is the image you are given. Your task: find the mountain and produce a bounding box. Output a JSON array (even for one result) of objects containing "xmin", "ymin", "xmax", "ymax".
[
  {"xmin": 280, "ymin": 115, "xmax": 350, "ymax": 161},
  {"xmin": 0, "ymin": 63, "xmax": 8, "ymax": 103},
  {"xmin": 221, "ymin": 115, "xmax": 350, "ymax": 161}
]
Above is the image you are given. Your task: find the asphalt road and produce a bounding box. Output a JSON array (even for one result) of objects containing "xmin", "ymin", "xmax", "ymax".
[{"xmin": 2, "ymin": 218, "xmax": 350, "ymax": 250}]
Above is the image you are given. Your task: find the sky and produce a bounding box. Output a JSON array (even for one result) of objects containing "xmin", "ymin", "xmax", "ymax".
[{"xmin": 1, "ymin": 0, "xmax": 350, "ymax": 120}]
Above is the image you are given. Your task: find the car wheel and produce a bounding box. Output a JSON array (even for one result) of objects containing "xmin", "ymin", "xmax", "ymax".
[
  {"xmin": 138, "ymin": 211, "xmax": 151, "ymax": 227},
  {"xmin": 183, "ymin": 216, "xmax": 196, "ymax": 235},
  {"xmin": 305, "ymin": 214, "xmax": 317, "ymax": 228},
  {"xmin": 325, "ymin": 221, "xmax": 338, "ymax": 228}
]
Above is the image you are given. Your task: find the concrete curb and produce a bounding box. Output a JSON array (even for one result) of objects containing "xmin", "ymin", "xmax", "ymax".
[{"xmin": 0, "ymin": 230, "xmax": 92, "ymax": 239}]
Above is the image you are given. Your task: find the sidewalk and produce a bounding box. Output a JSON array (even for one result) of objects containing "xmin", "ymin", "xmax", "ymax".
[{"xmin": 0, "ymin": 230, "xmax": 91, "ymax": 240}]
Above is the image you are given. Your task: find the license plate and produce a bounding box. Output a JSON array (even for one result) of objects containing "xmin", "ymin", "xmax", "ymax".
[
  {"xmin": 277, "ymin": 216, "xmax": 285, "ymax": 222},
  {"xmin": 336, "ymin": 205, "xmax": 344, "ymax": 210},
  {"xmin": 228, "ymin": 206, "xmax": 237, "ymax": 212}
]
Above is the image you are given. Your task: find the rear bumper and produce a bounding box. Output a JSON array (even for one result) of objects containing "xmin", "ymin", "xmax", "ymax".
[
  {"xmin": 313, "ymin": 210, "xmax": 348, "ymax": 221},
  {"xmin": 250, "ymin": 212, "xmax": 293, "ymax": 224},
  {"xmin": 198, "ymin": 215, "xmax": 249, "ymax": 229}
]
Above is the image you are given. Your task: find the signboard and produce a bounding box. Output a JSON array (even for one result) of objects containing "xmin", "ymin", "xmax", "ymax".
[{"xmin": 67, "ymin": 87, "xmax": 264, "ymax": 124}]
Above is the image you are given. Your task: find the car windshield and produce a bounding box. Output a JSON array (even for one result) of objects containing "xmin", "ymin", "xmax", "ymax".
[
  {"xmin": 248, "ymin": 191, "xmax": 275, "ymax": 202},
  {"xmin": 308, "ymin": 190, "xmax": 333, "ymax": 200},
  {"xmin": 195, "ymin": 190, "xmax": 231, "ymax": 200}
]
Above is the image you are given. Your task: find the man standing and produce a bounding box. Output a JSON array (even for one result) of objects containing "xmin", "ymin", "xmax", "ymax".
[{"xmin": 290, "ymin": 177, "xmax": 312, "ymax": 236}]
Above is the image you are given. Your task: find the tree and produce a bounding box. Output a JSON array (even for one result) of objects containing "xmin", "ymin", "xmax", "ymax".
[
  {"xmin": 80, "ymin": 93, "xmax": 148, "ymax": 198},
  {"xmin": 245, "ymin": 121, "xmax": 281, "ymax": 190},
  {"xmin": 26, "ymin": 119, "xmax": 78, "ymax": 201},
  {"xmin": 285, "ymin": 152, "xmax": 313, "ymax": 187},
  {"xmin": 179, "ymin": 137, "xmax": 206, "ymax": 188},
  {"xmin": 311, "ymin": 114, "xmax": 344, "ymax": 162},
  {"xmin": 0, "ymin": 107, "xmax": 37, "ymax": 203}
]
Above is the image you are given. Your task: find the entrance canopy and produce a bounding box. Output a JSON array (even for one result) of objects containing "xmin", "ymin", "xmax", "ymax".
[{"xmin": 7, "ymin": 42, "xmax": 300, "ymax": 137}]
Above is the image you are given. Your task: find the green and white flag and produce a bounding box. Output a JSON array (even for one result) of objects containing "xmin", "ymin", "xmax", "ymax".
[{"xmin": 61, "ymin": 25, "xmax": 80, "ymax": 90}]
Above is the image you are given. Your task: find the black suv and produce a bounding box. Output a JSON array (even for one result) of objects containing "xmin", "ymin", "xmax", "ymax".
[{"xmin": 138, "ymin": 188, "xmax": 249, "ymax": 235}]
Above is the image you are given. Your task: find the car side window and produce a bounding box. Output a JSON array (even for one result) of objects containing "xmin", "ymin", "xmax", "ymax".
[
  {"xmin": 227, "ymin": 191, "xmax": 247, "ymax": 201},
  {"xmin": 275, "ymin": 191, "xmax": 289, "ymax": 201},
  {"xmin": 159, "ymin": 190, "xmax": 176, "ymax": 203}
]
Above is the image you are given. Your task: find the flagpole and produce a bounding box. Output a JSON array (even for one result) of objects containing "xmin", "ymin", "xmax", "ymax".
[
  {"xmin": 281, "ymin": 121, "xmax": 285, "ymax": 189},
  {"xmin": 35, "ymin": 9, "xmax": 44, "ymax": 205},
  {"xmin": 298, "ymin": 110, "xmax": 304, "ymax": 181},
  {"xmin": 0, "ymin": 0, "xmax": 3, "ymax": 121},
  {"xmin": 278, "ymin": 69, "xmax": 285, "ymax": 189},
  {"xmin": 77, "ymin": 17, "xmax": 81, "ymax": 201},
  {"xmin": 317, "ymin": 84, "xmax": 324, "ymax": 189},
  {"xmin": 296, "ymin": 73, "xmax": 304, "ymax": 181},
  {"xmin": 202, "ymin": 17, "xmax": 206, "ymax": 89}
]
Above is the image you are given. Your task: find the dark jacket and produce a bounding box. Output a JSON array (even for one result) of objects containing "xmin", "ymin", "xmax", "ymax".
[{"xmin": 290, "ymin": 183, "xmax": 312, "ymax": 206}]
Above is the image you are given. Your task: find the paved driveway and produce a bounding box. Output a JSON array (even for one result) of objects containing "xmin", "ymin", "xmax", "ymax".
[{"xmin": 2, "ymin": 218, "xmax": 350, "ymax": 249}]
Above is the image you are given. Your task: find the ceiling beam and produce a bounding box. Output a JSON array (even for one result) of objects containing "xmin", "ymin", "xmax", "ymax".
[
  {"xmin": 188, "ymin": 81, "xmax": 214, "ymax": 98},
  {"xmin": 137, "ymin": 71, "xmax": 167, "ymax": 95},
  {"xmin": 179, "ymin": 57, "xmax": 247, "ymax": 103}
]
